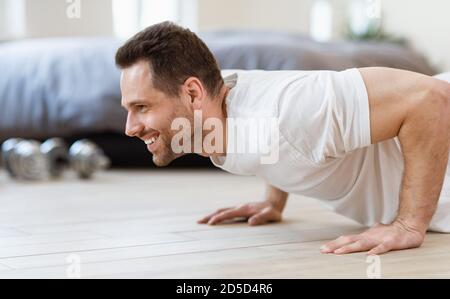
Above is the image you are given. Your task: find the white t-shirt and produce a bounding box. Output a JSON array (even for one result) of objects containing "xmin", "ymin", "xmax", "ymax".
[{"xmin": 212, "ymin": 69, "xmax": 450, "ymax": 232}]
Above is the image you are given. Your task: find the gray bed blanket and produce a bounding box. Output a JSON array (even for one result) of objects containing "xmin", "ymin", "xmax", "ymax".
[
  {"xmin": 0, "ymin": 37, "xmax": 125, "ymax": 140},
  {"xmin": 200, "ymin": 30, "xmax": 436, "ymax": 74}
]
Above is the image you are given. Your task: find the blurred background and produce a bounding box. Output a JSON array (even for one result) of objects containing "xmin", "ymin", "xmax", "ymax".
[{"xmin": 0, "ymin": 0, "xmax": 448, "ymax": 168}]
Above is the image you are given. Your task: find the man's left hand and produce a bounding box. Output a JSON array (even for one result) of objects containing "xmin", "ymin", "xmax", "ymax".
[{"xmin": 320, "ymin": 220, "xmax": 425, "ymax": 255}]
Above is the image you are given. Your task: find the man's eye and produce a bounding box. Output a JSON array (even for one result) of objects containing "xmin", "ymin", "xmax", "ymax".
[{"xmin": 136, "ymin": 105, "xmax": 148, "ymax": 112}]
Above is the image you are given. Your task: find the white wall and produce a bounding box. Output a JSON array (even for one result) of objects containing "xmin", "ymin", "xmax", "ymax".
[
  {"xmin": 0, "ymin": 0, "xmax": 26, "ymax": 40},
  {"xmin": 0, "ymin": 0, "xmax": 113, "ymax": 39},
  {"xmin": 1, "ymin": 0, "xmax": 449, "ymax": 71},
  {"xmin": 25, "ymin": 0, "xmax": 113, "ymax": 38},
  {"xmin": 381, "ymin": 0, "xmax": 450, "ymax": 71},
  {"xmin": 0, "ymin": 1, "xmax": 6, "ymax": 37},
  {"xmin": 197, "ymin": 0, "xmax": 347, "ymax": 37},
  {"xmin": 198, "ymin": 0, "xmax": 312, "ymax": 34},
  {"xmin": 196, "ymin": 0, "xmax": 450, "ymax": 71}
]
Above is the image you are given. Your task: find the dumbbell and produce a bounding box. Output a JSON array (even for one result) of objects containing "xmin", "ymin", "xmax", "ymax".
[
  {"xmin": 69, "ymin": 139, "xmax": 110, "ymax": 179},
  {"xmin": 1, "ymin": 138, "xmax": 49, "ymax": 180},
  {"xmin": 1, "ymin": 138, "xmax": 110, "ymax": 180}
]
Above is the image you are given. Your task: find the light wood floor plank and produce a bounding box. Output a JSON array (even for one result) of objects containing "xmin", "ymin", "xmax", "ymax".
[
  {"xmin": 1, "ymin": 169, "xmax": 449, "ymax": 278},
  {"xmin": 0, "ymin": 224, "xmax": 363, "ymax": 270},
  {"xmin": 0, "ymin": 231, "xmax": 107, "ymax": 248},
  {"xmin": 0, "ymin": 232, "xmax": 192, "ymax": 259}
]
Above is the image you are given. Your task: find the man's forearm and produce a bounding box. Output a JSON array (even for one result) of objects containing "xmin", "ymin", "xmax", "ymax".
[
  {"xmin": 396, "ymin": 83, "xmax": 450, "ymax": 233},
  {"xmin": 264, "ymin": 184, "xmax": 289, "ymax": 211}
]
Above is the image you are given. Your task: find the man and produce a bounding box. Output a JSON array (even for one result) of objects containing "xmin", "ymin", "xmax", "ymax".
[{"xmin": 116, "ymin": 22, "xmax": 450, "ymax": 255}]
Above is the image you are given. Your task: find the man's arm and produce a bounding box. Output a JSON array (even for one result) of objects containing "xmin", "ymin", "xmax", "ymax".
[
  {"xmin": 321, "ymin": 67, "xmax": 450, "ymax": 255},
  {"xmin": 264, "ymin": 184, "xmax": 289, "ymax": 211},
  {"xmin": 198, "ymin": 184, "xmax": 288, "ymax": 226}
]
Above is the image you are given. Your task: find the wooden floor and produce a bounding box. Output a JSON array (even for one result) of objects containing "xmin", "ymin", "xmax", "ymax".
[{"xmin": 0, "ymin": 169, "xmax": 450, "ymax": 279}]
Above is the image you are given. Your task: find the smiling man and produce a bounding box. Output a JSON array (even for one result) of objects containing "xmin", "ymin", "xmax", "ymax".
[{"xmin": 116, "ymin": 21, "xmax": 450, "ymax": 255}]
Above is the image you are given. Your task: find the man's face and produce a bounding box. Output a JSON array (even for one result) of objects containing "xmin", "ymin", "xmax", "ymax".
[{"xmin": 120, "ymin": 61, "xmax": 193, "ymax": 166}]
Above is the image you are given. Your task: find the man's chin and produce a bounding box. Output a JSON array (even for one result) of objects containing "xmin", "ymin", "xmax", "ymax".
[
  {"xmin": 152, "ymin": 156, "xmax": 173, "ymax": 167},
  {"xmin": 152, "ymin": 152, "xmax": 182, "ymax": 167}
]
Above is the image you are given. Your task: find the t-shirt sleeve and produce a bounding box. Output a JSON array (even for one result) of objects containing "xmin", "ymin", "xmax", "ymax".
[{"xmin": 278, "ymin": 68, "xmax": 372, "ymax": 164}]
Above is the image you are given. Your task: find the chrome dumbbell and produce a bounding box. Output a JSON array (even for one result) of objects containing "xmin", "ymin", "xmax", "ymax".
[
  {"xmin": 41, "ymin": 138, "xmax": 70, "ymax": 178},
  {"xmin": 1, "ymin": 138, "xmax": 110, "ymax": 180},
  {"xmin": 69, "ymin": 139, "xmax": 110, "ymax": 179},
  {"xmin": 1, "ymin": 139, "xmax": 51, "ymax": 180},
  {"xmin": 1, "ymin": 138, "xmax": 24, "ymax": 178}
]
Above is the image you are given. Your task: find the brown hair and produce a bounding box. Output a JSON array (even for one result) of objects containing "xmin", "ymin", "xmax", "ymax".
[{"xmin": 115, "ymin": 21, "xmax": 223, "ymax": 98}]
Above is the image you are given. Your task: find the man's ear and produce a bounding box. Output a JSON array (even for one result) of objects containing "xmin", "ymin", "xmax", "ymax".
[{"xmin": 183, "ymin": 77, "xmax": 205, "ymax": 110}]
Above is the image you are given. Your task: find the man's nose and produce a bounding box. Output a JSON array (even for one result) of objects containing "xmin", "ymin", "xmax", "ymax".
[{"xmin": 125, "ymin": 115, "xmax": 143, "ymax": 137}]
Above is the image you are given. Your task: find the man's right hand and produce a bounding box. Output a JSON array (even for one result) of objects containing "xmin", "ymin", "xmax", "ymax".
[{"xmin": 197, "ymin": 200, "xmax": 284, "ymax": 226}]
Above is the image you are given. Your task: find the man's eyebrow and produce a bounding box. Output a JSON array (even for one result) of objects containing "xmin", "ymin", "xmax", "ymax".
[{"xmin": 121, "ymin": 100, "xmax": 147, "ymax": 109}]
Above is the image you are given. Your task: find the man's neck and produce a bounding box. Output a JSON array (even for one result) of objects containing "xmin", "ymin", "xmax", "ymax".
[
  {"xmin": 201, "ymin": 84, "xmax": 230, "ymax": 158},
  {"xmin": 220, "ymin": 85, "xmax": 230, "ymax": 156}
]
